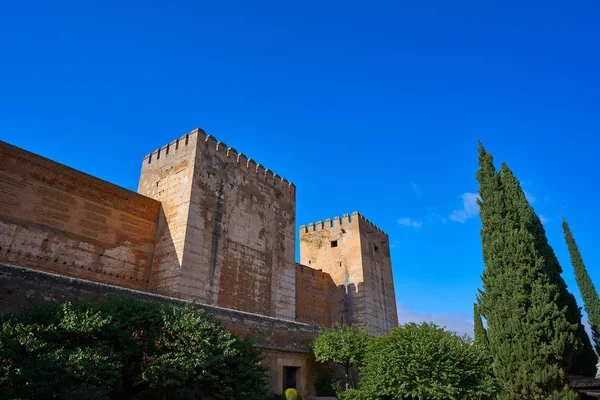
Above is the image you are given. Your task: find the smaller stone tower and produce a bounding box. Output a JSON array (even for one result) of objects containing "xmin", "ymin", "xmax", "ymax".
[{"xmin": 299, "ymin": 212, "xmax": 398, "ymax": 333}]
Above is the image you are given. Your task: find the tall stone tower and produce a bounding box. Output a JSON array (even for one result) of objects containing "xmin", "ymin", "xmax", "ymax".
[
  {"xmin": 138, "ymin": 128, "xmax": 297, "ymax": 320},
  {"xmin": 299, "ymin": 212, "xmax": 398, "ymax": 332}
]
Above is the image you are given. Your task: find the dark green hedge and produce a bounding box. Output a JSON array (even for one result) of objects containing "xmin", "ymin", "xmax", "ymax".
[{"xmin": 0, "ymin": 296, "xmax": 267, "ymax": 400}]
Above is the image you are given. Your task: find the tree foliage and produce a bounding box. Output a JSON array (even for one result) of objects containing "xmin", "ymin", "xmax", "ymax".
[
  {"xmin": 499, "ymin": 164, "xmax": 596, "ymax": 377},
  {"xmin": 473, "ymin": 303, "xmax": 489, "ymax": 352},
  {"xmin": 0, "ymin": 297, "xmax": 267, "ymax": 400},
  {"xmin": 563, "ymin": 219, "xmax": 600, "ymax": 355},
  {"xmin": 360, "ymin": 322, "xmax": 498, "ymax": 400},
  {"xmin": 476, "ymin": 143, "xmax": 581, "ymax": 398},
  {"xmin": 311, "ymin": 323, "xmax": 370, "ymax": 389}
]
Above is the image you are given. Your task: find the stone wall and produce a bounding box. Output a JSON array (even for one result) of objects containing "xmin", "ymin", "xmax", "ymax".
[
  {"xmin": 139, "ymin": 129, "xmax": 297, "ymax": 320},
  {"xmin": 299, "ymin": 212, "xmax": 366, "ymax": 326},
  {"xmin": 295, "ymin": 263, "xmax": 337, "ymax": 326},
  {"xmin": 0, "ymin": 263, "xmax": 319, "ymax": 397},
  {"xmin": 299, "ymin": 212, "xmax": 398, "ymax": 332},
  {"xmin": 0, "ymin": 141, "xmax": 160, "ymax": 291},
  {"xmin": 358, "ymin": 216, "xmax": 398, "ymax": 332}
]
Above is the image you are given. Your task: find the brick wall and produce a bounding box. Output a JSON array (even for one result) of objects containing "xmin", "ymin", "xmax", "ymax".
[
  {"xmin": 295, "ymin": 263, "xmax": 337, "ymax": 326},
  {"xmin": 0, "ymin": 141, "xmax": 160, "ymax": 290}
]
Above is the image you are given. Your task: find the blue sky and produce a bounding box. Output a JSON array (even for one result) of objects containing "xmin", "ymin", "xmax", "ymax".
[{"xmin": 2, "ymin": 0, "xmax": 599, "ymax": 336}]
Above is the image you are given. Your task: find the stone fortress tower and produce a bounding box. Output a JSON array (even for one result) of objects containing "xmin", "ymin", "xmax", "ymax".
[
  {"xmin": 137, "ymin": 128, "xmax": 296, "ymax": 320},
  {"xmin": 0, "ymin": 126, "xmax": 398, "ymax": 396},
  {"xmin": 135, "ymin": 127, "xmax": 397, "ymax": 330},
  {"xmin": 300, "ymin": 214, "xmax": 398, "ymax": 332}
]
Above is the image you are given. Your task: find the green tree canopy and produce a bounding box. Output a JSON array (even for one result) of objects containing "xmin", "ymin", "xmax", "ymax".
[
  {"xmin": 499, "ymin": 164, "xmax": 597, "ymax": 377},
  {"xmin": 311, "ymin": 323, "xmax": 370, "ymax": 390},
  {"xmin": 563, "ymin": 218, "xmax": 600, "ymax": 354},
  {"xmin": 360, "ymin": 322, "xmax": 498, "ymax": 400},
  {"xmin": 473, "ymin": 302, "xmax": 489, "ymax": 352},
  {"xmin": 476, "ymin": 143, "xmax": 580, "ymax": 398},
  {"xmin": 0, "ymin": 297, "xmax": 267, "ymax": 400}
]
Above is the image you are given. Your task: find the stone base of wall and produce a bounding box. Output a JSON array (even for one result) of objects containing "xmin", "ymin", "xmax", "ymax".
[{"xmin": 0, "ymin": 263, "xmax": 322, "ymax": 397}]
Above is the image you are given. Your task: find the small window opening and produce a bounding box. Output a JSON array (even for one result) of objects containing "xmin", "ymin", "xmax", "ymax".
[
  {"xmin": 374, "ymin": 245, "xmax": 379, "ymax": 252},
  {"xmin": 331, "ymin": 240, "xmax": 338, "ymax": 248},
  {"xmin": 308, "ymin": 260, "xmax": 311, "ymax": 264}
]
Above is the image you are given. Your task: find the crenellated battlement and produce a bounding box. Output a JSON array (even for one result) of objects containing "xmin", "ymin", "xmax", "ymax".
[
  {"xmin": 357, "ymin": 213, "xmax": 389, "ymax": 238},
  {"xmin": 300, "ymin": 211, "xmax": 388, "ymax": 237},
  {"xmin": 142, "ymin": 128, "xmax": 295, "ymax": 190}
]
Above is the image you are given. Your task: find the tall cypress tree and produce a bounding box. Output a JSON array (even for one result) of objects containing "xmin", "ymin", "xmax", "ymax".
[
  {"xmin": 477, "ymin": 143, "xmax": 577, "ymax": 397},
  {"xmin": 473, "ymin": 302, "xmax": 489, "ymax": 351},
  {"xmin": 563, "ymin": 219, "xmax": 600, "ymax": 355},
  {"xmin": 500, "ymin": 164, "xmax": 597, "ymax": 377}
]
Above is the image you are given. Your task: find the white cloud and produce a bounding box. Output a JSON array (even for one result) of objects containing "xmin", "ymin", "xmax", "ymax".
[
  {"xmin": 397, "ymin": 304, "xmax": 474, "ymax": 337},
  {"xmin": 524, "ymin": 191, "xmax": 536, "ymax": 204},
  {"xmin": 449, "ymin": 192, "xmax": 480, "ymax": 223},
  {"xmin": 397, "ymin": 217, "xmax": 423, "ymax": 228},
  {"xmin": 539, "ymin": 215, "xmax": 550, "ymax": 224}
]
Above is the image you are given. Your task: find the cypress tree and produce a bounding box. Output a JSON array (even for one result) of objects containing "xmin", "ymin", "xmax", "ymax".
[
  {"xmin": 477, "ymin": 143, "xmax": 577, "ymax": 397},
  {"xmin": 473, "ymin": 302, "xmax": 489, "ymax": 351},
  {"xmin": 563, "ymin": 219, "xmax": 600, "ymax": 355},
  {"xmin": 500, "ymin": 164, "xmax": 597, "ymax": 377}
]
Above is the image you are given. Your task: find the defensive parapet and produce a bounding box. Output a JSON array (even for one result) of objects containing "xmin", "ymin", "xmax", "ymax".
[
  {"xmin": 143, "ymin": 128, "xmax": 295, "ymax": 196},
  {"xmin": 300, "ymin": 211, "xmax": 387, "ymax": 236}
]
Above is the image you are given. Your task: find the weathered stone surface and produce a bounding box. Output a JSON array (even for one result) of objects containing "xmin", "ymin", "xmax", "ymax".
[
  {"xmin": 138, "ymin": 129, "xmax": 296, "ymax": 319},
  {"xmin": 0, "ymin": 141, "xmax": 160, "ymax": 290},
  {"xmin": 300, "ymin": 212, "xmax": 398, "ymax": 332},
  {"xmin": 295, "ymin": 263, "xmax": 336, "ymax": 326},
  {"xmin": 0, "ymin": 128, "xmax": 399, "ymax": 396}
]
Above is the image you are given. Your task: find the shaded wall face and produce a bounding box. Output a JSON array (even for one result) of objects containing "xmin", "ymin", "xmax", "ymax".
[
  {"xmin": 0, "ymin": 141, "xmax": 160, "ymax": 290},
  {"xmin": 358, "ymin": 219, "xmax": 398, "ymax": 333},
  {"xmin": 299, "ymin": 216, "xmax": 365, "ymax": 326},
  {"xmin": 139, "ymin": 130, "xmax": 297, "ymax": 320},
  {"xmin": 295, "ymin": 263, "xmax": 335, "ymax": 326},
  {"xmin": 138, "ymin": 134, "xmax": 198, "ymax": 296}
]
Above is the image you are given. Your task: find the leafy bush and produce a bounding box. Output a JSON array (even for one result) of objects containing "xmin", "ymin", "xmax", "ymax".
[
  {"xmin": 360, "ymin": 322, "xmax": 498, "ymax": 400},
  {"xmin": 545, "ymin": 387, "xmax": 580, "ymax": 400},
  {"xmin": 0, "ymin": 297, "xmax": 267, "ymax": 400},
  {"xmin": 336, "ymin": 388, "xmax": 365, "ymax": 400},
  {"xmin": 311, "ymin": 323, "xmax": 370, "ymax": 389},
  {"xmin": 283, "ymin": 388, "xmax": 302, "ymax": 400},
  {"xmin": 314, "ymin": 374, "xmax": 339, "ymax": 396}
]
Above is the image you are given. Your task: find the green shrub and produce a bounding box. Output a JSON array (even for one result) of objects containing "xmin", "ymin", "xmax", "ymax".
[
  {"xmin": 337, "ymin": 388, "xmax": 365, "ymax": 400},
  {"xmin": 0, "ymin": 297, "xmax": 267, "ymax": 400},
  {"xmin": 545, "ymin": 387, "xmax": 580, "ymax": 400},
  {"xmin": 360, "ymin": 322, "xmax": 498, "ymax": 400},
  {"xmin": 311, "ymin": 323, "xmax": 370, "ymax": 389},
  {"xmin": 314, "ymin": 374, "xmax": 339, "ymax": 396},
  {"xmin": 283, "ymin": 388, "xmax": 302, "ymax": 400}
]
